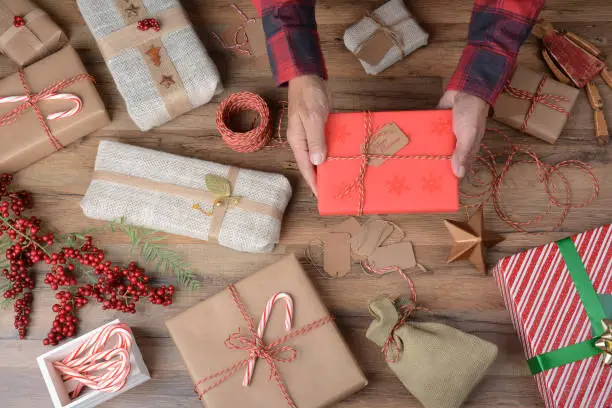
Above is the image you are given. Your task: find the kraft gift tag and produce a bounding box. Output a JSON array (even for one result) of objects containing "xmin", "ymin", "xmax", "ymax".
[
  {"xmin": 368, "ymin": 122, "xmax": 410, "ymax": 167},
  {"xmin": 324, "ymin": 232, "xmax": 352, "ymax": 277},
  {"xmin": 330, "ymin": 217, "xmax": 362, "ymax": 237},
  {"xmin": 351, "ymin": 217, "xmax": 394, "ymax": 257},
  {"xmin": 368, "ymin": 242, "xmax": 417, "ymax": 270},
  {"xmin": 355, "ymin": 29, "xmax": 394, "ymax": 66}
]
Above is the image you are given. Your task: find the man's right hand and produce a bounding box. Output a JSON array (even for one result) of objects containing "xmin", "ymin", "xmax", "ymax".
[{"xmin": 287, "ymin": 75, "xmax": 331, "ymax": 196}]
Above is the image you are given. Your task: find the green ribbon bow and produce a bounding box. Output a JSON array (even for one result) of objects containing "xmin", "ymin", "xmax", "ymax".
[{"xmin": 527, "ymin": 238, "xmax": 612, "ymax": 375}]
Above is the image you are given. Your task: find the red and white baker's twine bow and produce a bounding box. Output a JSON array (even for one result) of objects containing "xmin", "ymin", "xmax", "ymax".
[
  {"xmin": 503, "ymin": 76, "xmax": 570, "ymax": 132},
  {"xmin": 327, "ymin": 111, "xmax": 451, "ymax": 216},
  {"xmin": 194, "ymin": 285, "xmax": 333, "ymax": 407},
  {"xmin": 0, "ymin": 71, "xmax": 93, "ymax": 151},
  {"xmin": 216, "ymin": 91, "xmax": 287, "ymax": 153},
  {"xmin": 52, "ymin": 323, "xmax": 133, "ymax": 399}
]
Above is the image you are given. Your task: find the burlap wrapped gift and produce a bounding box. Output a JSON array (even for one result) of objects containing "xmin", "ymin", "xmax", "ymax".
[
  {"xmin": 366, "ymin": 296, "xmax": 498, "ymax": 408},
  {"xmin": 344, "ymin": 0, "xmax": 428, "ymax": 75},
  {"xmin": 493, "ymin": 67, "xmax": 580, "ymax": 144},
  {"xmin": 81, "ymin": 141, "xmax": 292, "ymax": 253},
  {"xmin": 0, "ymin": 0, "xmax": 67, "ymax": 66},
  {"xmin": 77, "ymin": 0, "xmax": 223, "ymax": 131}
]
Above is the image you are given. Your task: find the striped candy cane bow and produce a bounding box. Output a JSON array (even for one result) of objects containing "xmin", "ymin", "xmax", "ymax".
[{"xmin": 52, "ymin": 323, "xmax": 133, "ymax": 398}]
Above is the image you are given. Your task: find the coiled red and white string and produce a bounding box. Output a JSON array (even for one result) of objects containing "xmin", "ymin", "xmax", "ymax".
[
  {"xmin": 52, "ymin": 323, "xmax": 133, "ymax": 399},
  {"xmin": 216, "ymin": 91, "xmax": 286, "ymax": 152},
  {"xmin": 244, "ymin": 292, "xmax": 294, "ymax": 386}
]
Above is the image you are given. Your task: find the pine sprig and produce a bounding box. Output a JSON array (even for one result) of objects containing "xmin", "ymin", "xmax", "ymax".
[{"xmin": 109, "ymin": 218, "xmax": 200, "ymax": 290}]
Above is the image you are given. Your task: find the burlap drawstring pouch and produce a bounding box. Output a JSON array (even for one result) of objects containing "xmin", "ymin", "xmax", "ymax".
[
  {"xmin": 344, "ymin": 0, "xmax": 428, "ymax": 75},
  {"xmin": 81, "ymin": 141, "xmax": 292, "ymax": 253},
  {"xmin": 77, "ymin": 0, "xmax": 223, "ymax": 131},
  {"xmin": 366, "ymin": 296, "xmax": 498, "ymax": 408}
]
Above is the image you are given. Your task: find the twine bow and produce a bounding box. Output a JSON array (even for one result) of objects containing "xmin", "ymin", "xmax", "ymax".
[
  {"xmin": 503, "ymin": 75, "xmax": 570, "ymax": 132},
  {"xmin": 194, "ymin": 285, "xmax": 334, "ymax": 407},
  {"xmin": 381, "ymin": 289, "xmax": 427, "ymax": 364},
  {"xmin": 52, "ymin": 323, "xmax": 133, "ymax": 399},
  {"xmin": 327, "ymin": 112, "xmax": 451, "ymax": 216},
  {"xmin": 595, "ymin": 319, "xmax": 612, "ymax": 366},
  {"xmin": 0, "ymin": 71, "xmax": 93, "ymax": 151},
  {"xmin": 360, "ymin": 12, "xmax": 412, "ymax": 58}
]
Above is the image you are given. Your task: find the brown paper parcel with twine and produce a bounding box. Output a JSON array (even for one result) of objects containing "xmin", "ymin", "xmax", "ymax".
[
  {"xmin": 0, "ymin": 0, "xmax": 67, "ymax": 66},
  {"xmin": 366, "ymin": 296, "xmax": 498, "ymax": 408},
  {"xmin": 166, "ymin": 255, "xmax": 368, "ymax": 408},
  {"xmin": 80, "ymin": 140, "xmax": 292, "ymax": 253},
  {"xmin": 0, "ymin": 46, "xmax": 110, "ymax": 173},
  {"xmin": 493, "ymin": 67, "xmax": 580, "ymax": 144}
]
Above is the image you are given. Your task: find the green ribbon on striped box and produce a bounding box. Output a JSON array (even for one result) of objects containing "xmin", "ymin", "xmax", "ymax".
[{"xmin": 527, "ymin": 238, "xmax": 612, "ymax": 374}]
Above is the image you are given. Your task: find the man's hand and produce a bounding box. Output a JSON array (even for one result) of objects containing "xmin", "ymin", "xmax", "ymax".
[
  {"xmin": 287, "ymin": 75, "xmax": 331, "ymax": 195},
  {"xmin": 438, "ymin": 90, "xmax": 490, "ymax": 178}
]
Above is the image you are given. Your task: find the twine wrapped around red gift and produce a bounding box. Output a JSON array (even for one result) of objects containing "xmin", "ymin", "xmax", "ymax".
[
  {"xmin": 503, "ymin": 76, "xmax": 570, "ymax": 132},
  {"xmin": 193, "ymin": 284, "xmax": 334, "ymax": 407},
  {"xmin": 0, "ymin": 70, "xmax": 94, "ymax": 151},
  {"xmin": 327, "ymin": 112, "xmax": 452, "ymax": 216}
]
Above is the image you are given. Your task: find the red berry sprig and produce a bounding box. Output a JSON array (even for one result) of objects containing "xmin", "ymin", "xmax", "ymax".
[
  {"xmin": 13, "ymin": 16, "xmax": 25, "ymax": 28},
  {"xmin": 137, "ymin": 18, "xmax": 160, "ymax": 31},
  {"xmin": 0, "ymin": 174, "xmax": 175, "ymax": 344}
]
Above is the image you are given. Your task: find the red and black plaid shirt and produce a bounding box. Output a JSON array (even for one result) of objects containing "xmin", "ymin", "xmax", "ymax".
[{"xmin": 252, "ymin": 0, "xmax": 545, "ymax": 105}]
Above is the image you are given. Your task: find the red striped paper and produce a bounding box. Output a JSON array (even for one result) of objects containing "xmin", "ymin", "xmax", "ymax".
[{"xmin": 493, "ymin": 224, "xmax": 612, "ymax": 408}]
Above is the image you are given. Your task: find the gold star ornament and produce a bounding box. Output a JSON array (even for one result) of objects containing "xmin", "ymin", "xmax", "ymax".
[
  {"xmin": 444, "ymin": 207, "xmax": 504, "ymax": 274},
  {"xmin": 595, "ymin": 319, "xmax": 612, "ymax": 366}
]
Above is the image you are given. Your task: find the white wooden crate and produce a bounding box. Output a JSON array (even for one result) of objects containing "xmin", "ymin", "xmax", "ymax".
[{"xmin": 37, "ymin": 319, "xmax": 151, "ymax": 408}]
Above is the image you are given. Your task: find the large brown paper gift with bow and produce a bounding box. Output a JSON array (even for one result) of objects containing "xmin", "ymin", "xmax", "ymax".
[
  {"xmin": 0, "ymin": 46, "xmax": 110, "ymax": 173},
  {"xmin": 0, "ymin": 0, "xmax": 67, "ymax": 66},
  {"xmin": 493, "ymin": 67, "xmax": 580, "ymax": 144},
  {"xmin": 166, "ymin": 255, "xmax": 368, "ymax": 408},
  {"xmin": 366, "ymin": 296, "xmax": 498, "ymax": 408}
]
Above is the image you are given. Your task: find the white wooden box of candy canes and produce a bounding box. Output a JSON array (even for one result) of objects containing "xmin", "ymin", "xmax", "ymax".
[{"xmin": 37, "ymin": 320, "xmax": 150, "ymax": 408}]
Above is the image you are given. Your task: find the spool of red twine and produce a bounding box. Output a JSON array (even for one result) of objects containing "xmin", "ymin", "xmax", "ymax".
[{"xmin": 216, "ymin": 91, "xmax": 286, "ymax": 153}]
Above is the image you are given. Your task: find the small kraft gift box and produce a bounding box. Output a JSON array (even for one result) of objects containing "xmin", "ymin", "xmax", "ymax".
[
  {"xmin": 166, "ymin": 254, "xmax": 368, "ymax": 408},
  {"xmin": 80, "ymin": 141, "xmax": 292, "ymax": 253},
  {"xmin": 493, "ymin": 67, "xmax": 580, "ymax": 144},
  {"xmin": 37, "ymin": 319, "xmax": 150, "ymax": 408},
  {"xmin": 77, "ymin": 0, "xmax": 223, "ymax": 131},
  {"xmin": 317, "ymin": 110, "xmax": 458, "ymax": 216},
  {"xmin": 0, "ymin": 45, "xmax": 110, "ymax": 173},
  {"xmin": 0, "ymin": 0, "xmax": 68, "ymax": 66},
  {"xmin": 492, "ymin": 224, "xmax": 612, "ymax": 408},
  {"xmin": 344, "ymin": 0, "xmax": 428, "ymax": 75}
]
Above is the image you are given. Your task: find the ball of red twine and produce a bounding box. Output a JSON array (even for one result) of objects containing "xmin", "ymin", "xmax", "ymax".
[{"xmin": 216, "ymin": 91, "xmax": 274, "ymax": 153}]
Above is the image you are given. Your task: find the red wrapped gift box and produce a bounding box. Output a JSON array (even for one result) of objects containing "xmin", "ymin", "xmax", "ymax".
[
  {"xmin": 317, "ymin": 110, "xmax": 458, "ymax": 215},
  {"xmin": 493, "ymin": 225, "xmax": 612, "ymax": 408}
]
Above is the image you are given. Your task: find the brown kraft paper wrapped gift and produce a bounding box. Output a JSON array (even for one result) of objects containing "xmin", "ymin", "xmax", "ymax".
[
  {"xmin": 493, "ymin": 67, "xmax": 580, "ymax": 144},
  {"xmin": 0, "ymin": 0, "xmax": 67, "ymax": 66},
  {"xmin": 0, "ymin": 45, "xmax": 110, "ymax": 173},
  {"xmin": 166, "ymin": 254, "xmax": 368, "ymax": 408}
]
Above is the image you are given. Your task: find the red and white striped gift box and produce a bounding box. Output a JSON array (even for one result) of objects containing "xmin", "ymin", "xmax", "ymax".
[{"xmin": 493, "ymin": 224, "xmax": 612, "ymax": 408}]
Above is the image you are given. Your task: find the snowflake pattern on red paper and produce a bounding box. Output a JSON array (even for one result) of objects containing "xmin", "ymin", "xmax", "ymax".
[
  {"xmin": 385, "ymin": 175, "xmax": 410, "ymax": 196},
  {"xmin": 422, "ymin": 173, "xmax": 442, "ymax": 195},
  {"xmin": 429, "ymin": 116, "xmax": 453, "ymax": 139}
]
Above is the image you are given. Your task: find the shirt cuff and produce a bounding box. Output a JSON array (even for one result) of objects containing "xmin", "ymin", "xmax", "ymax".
[{"xmin": 446, "ymin": 44, "xmax": 516, "ymax": 105}]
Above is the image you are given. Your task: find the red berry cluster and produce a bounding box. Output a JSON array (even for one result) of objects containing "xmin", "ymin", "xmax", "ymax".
[
  {"xmin": 13, "ymin": 16, "xmax": 25, "ymax": 28},
  {"xmin": 0, "ymin": 174, "xmax": 175, "ymax": 344},
  {"xmin": 137, "ymin": 18, "xmax": 160, "ymax": 31}
]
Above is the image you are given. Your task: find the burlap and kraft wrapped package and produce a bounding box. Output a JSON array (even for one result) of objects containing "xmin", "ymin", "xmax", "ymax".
[
  {"xmin": 0, "ymin": 46, "xmax": 110, "ymax": 173},
  {"xmin": 0, "ymin": 0, "xmax": 67, "ymax": 66},
  {"xmin": 80, "ymin": 141, "xmax": 292, "ymax": 253},
  {"xmin": 344, "ymin": 0, "xmax": 428, "ymax": 75},
  {"xmin": 166, "ymin": 254, "xmax": 368, "ymax": 408},
  {"xmin": 77, "ymin": 0, "xmax": 222, "ymax": 131},
  {"xmin": 493, "ymin": 67, "xmax": 580, "ymax": 144},
  {"xmin": 366, "ymin": 296, "xmax": 498, "ymax": 408}
]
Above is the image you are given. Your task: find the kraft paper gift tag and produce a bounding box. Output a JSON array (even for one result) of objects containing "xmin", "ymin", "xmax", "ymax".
[
  {"xmin": 351, "ymin": 217, "xmax": 393, "ymax": 256},
  {"xmin": 366, "ymin": 296, "xmax": 498, "ymax": 408},
  {"xmin": 329, "ymin": 217, "xmax": 362, "ymax": 237},
  {"xmin": 368, "ymin": 122, "xmax": 410, "ymax": 167},
  {"xmin": 354, "ymin": 29, "xmax": 396, "ymax": 66},
  {"xmin": 323, "ymin": 232, "xmax": 352, "ymax": 277},
  {"xmin": 368, "ymin": 242, "xmax": 417, "ymax": 270}
]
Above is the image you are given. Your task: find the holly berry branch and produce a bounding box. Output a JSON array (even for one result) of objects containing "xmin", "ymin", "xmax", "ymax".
[{"xmin": 0, "ymin": 174, "xmax": 185, "ymax": 345}]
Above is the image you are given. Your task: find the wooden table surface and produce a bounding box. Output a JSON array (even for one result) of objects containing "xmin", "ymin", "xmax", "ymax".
[{"xmin": 1, "ymin": 0, "xmax": 611, "ymax": 407}]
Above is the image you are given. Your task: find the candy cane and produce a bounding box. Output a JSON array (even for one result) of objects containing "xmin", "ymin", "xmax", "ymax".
[
  {"xmin": 52, "ymin": 323, "xmax": 133, "ymax": 398},
  {"xmin": 243, "ymin": 292, "xmax": 293, "ymax": 386},
  {"xmin": 0, "ymin": 93, "xmax": 83, "ymax": 121}
]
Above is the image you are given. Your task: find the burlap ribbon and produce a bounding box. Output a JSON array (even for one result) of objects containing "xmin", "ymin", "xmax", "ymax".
[
  {"xmin": 99, "ymin": 0, "xmax": 192, "ymax": 118},
  {"xmin": 92, "ymin": 170, "xmax": 283, "ymax": 243},
  {"xmin": 503, "ymin": 75, "xmax": 570, "ymax": 132},
  {"xmin": 193, "ymin": 284, "xmax": 333, "ymax": 407},
  {"xmin": 355, "ymin": 12, "xmax": 413, "ymax": 59}
]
